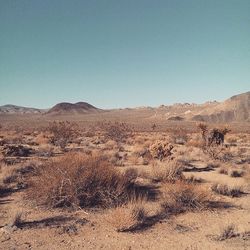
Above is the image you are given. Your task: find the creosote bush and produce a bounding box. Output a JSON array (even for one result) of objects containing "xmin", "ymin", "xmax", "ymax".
[
  {"xmin": 27, "ymin": 153, "xmax": 138, "ymax": 209},
  {"xmin": 100, "ymin": 121, "xmax": 133, "ymax": 144},
  {"xmin": 48, "ymin": 121, "xmax": 79, "ymax": 149}
]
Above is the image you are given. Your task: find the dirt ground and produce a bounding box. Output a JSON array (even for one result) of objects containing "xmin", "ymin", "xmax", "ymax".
[{"xmin": 0, "ymin": 119, "xmax": 249, "ymax": 250}]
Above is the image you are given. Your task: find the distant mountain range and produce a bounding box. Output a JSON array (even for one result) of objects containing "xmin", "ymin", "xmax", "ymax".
[
  {"xmin": 0, "ymin": 91, "xmax": 249, "ymax": 122},
  {"xmin": 0, "ymin": 105, "xmax": 45, "ymax": 114}
]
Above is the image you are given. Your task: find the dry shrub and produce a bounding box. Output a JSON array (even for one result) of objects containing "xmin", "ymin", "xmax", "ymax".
[
  {"xmin": 105, "ymin": 140, "xmax": 118, "ymax": 150},
  {"xmin": 149, "ymin": 141, "xmax": 174, "ymax": 161},
  {"xmin": 229, "ymin": 169, "xmax": 244, "ymax": 178},
  {"xmin": 101, "ymin": 122, "xmax": 133, "ymax": 144},
  {"xmin": 134, "ymin": 135, "xmax": 148, "ymax": 145},
  {"xmin": 35, "ymin": 132, "xmax": 50, "ymax": 145},
  {"xmin": 151, "ymin": 160, "xmax": 183, "ymax": 183},
  {"xmin": 27, "ymin": 153, "xmax": 138, "ymax": 209},
  {"xmin": 109, "ymin": 151, "xmax": 125, "ymax": 166},
  {"xmin": 83, "ymin": 127, "xmax": 97, "ymax": 138},
  {"xmin": 185, "ymin": 175, "xmax": 204, "ymax": 184},
  {"xmin": 3, "ymin": 169, "xmax": 19, "ymax": 185},
  {"xmin": 197, "ymin": 123, "xmax": 231, "ymax": 160},
  {"xmin": 107, "ymin": 199, "xmax": 147, "ymax": 232},
  {"xmin": 203, "ymin": 144, "xmax": 227, "ymax": 161},
  {"xmin": 0, "ymin": 184, "xmax": 7, "ymax": 198},
  {"xmin": 3, "ymin": 162, "xmax": 38, "ymax": 189},
  {"xmin": 186, "ymin": 138, "xmax": 203, "ymax": 148},
  {"xmin": 211, "ymin": 183, "xmax": 244, "ymax": 197},
  {"xmin": 218, "ymin": 166, "xmax": 228, "ymax": 175},
  {"xmin": 170, "ymin": 128, "xmax": 188, "ymax": 145},
  {"xmin": 161, "ymin": 181, "xmax": 211, "ymax": 214},
  {"xmin": 123, "ymin": 168, "xmax": 139, "ymax": 182},
  {"xmin": 130, "ymin": 153, "xmax": 141, "ymax": 165},
  {"xmin": 216, "ymin": 224, "xmax": 239, "ymax": 241},
  {"xmin": 3, "ymin": 144, "xmax": 33, "ymax": 157},
  {"xmin": 37, "ymin": 144, "xmax": 54, "ymax": 157},
  {"xmin": 131, "ymin": 145, "xmax": 152, "ymax": 165},
  {"xmin": 48, "ymin": 121, "xmax": 79, "ymax": 149}
]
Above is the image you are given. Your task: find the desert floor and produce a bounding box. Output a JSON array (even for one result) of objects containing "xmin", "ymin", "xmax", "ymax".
[{"xmin": 0, "ymin": 119, "xmax": 249, "ymax": 250}]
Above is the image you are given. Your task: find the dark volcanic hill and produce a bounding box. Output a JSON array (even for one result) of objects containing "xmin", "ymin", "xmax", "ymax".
[{"xmin": 46, "ymin": 102, "xmax": 100, "ymax": 115}]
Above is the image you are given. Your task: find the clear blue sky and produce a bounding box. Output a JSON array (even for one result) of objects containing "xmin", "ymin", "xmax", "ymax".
[{"xmin": 0, "ymin": 0, "xmax": 249, "ymax": 109}]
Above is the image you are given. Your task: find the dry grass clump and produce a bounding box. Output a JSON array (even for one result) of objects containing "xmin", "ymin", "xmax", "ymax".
[
  {"xmin": 150, "ymin": 160, "xmax": 183, "ymax": 183},
  {"xmin": 226, "ymin": 135, "xmax": 238, "ymax": 144},
  {"xmin": 161, "ymin": 181, "xmax": 211, "ymax": 214},
  {"xmin": 27, "ymin": 153, "xmax": 139, "ymax": 209},
  {"xmin": 35, "ymin": 132, "xmax": 50, "ymax": 145},
  {"xmin": 109, "ymin": 151, "xmax": 126, "ymax": 166},
  {"xmin": 185, "ymin": 175, "xmax": 204, "ymax": 184},
  {"xmin": 104, "ymin": 140, "xmax": 118, "ymax": 150},
  {"xmin": 134, "ymin": 135, "xmax": 149, "ymax": 145},
  {"xmin": 216, "ymin": 224, "xmax": 239, "ymax": 241},
  {"xmin": 107, "ymin": 199, "xmax": 148, "ymax": 232},
  {"xmin": 149, "ymin": 141, "xmax": 174, "ymax": 161},
  {"xmin": 186, "ymin": 133, "xmax": 203, "ymax": 148},
  {"xmin": 2, "ymin": 162, "xmax": 38, "ymax": 189},
  {"xmin": 211, "ymin": 183, "xmax": 244, "ymax": 197},
  {"xmin": 131, "ymin": 145, "xmax": 152, "ymax": 165}
]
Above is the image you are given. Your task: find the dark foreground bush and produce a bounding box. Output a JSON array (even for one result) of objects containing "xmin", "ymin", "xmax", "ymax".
[{"xmin": 27, "ymin": 153, "xmax": 138, "ymax": 209}]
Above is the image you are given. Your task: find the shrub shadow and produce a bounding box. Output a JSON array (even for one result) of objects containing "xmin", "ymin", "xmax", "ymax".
[{"xmin": 19, "ymin": 215, "xmax": 76, "ymax": 229}]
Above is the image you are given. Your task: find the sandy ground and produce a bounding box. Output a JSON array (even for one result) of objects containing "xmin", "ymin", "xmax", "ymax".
[{"xmin": 0, "ymin": 127, "xmax": 250, "ymax": 250}]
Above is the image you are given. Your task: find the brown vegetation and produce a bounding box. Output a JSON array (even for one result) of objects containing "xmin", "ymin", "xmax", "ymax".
[
  {"xmin": 161, "ymin": 181, "xmax": 212, "ymax": 213},
  {"xmin": 107, "ymin": 199, "xmax": 148, "ymax": 232},
  {"xmin": 216, "ymin": 224, "xmax": 240, "ymax": 241},
  {"xmin": 149, "ymin": 141, "xmax": 174, "ymax": 161},
  {"xmin": 197, "ymin": 123, "xmax": 231, "ymax": 160},
  {"xmin": 48, "ymin": 121, "xmax": 79, "ymax": 149},
  {"xmin": 150, "ymin": 160, "xmax": 183, "ymax": 183},
  {"xmin": 101, "ymin": 121, "xmax": 133, "ymax": 144},
  {"xmin": 211, "ymin": 183, "xmax": 244, "ymax": 197},
  {"xmin": 0, "ymin": 115, "xmax": 249, "ymax": 249},
  {"xmin": 27, "ymin": 153, "xmax": 139, "ymax": 208}
]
